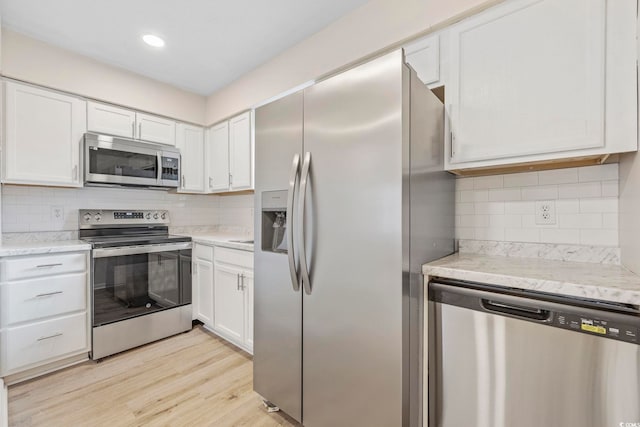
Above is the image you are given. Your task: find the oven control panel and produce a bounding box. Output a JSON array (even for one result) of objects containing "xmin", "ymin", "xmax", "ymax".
[{"xmin": 79, "ymin": 209, "xmax": 170, "ymax": 227}]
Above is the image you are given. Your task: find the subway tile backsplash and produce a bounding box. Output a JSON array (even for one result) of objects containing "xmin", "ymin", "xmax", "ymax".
[
  {"xmin": 455, "ymin": 163, "xmax": 619, "ymax": 247},
  {"xmin": 1, "ymin": 185, "xmax": 254, "ymax": 235}
]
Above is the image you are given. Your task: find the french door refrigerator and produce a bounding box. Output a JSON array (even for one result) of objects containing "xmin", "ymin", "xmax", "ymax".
[{"xmin": 254, "ymin": 50, "xmax": 455, "ymax": 427}]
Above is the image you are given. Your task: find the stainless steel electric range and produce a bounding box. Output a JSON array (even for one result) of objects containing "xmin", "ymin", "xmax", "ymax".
[{"xmin": 79, "ymin": 209, "xmax": 192, "ymax": 359}]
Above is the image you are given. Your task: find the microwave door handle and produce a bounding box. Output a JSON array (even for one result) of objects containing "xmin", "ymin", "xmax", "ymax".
[{"xmin": 157, "ymin": 153, "xmax": 163, "ymax": 184}]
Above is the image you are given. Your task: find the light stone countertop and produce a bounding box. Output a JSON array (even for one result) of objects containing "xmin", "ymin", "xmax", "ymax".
[
  {"xmin": 423, "ymin": 253, "xmax": 640, "ymax": 306},
  {"xmin": 185, "ymin": 233, "xmax": 254, "ymax": 252},
  {"xmin": 0, "ymin": 240, "xmax": 91, "ymax": 257}
]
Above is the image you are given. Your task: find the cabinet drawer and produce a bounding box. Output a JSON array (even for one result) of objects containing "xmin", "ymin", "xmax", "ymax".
[
  {"xmin": 1, "ymin": 253, "xmax": 86, "ymax": 281},
  {"xmin": 215, "ymin": 247, "xmax": 253, "ymax": 269},
  {"xmin": 2, "ymin": 312, "xmax": 87, "ymax": 374},
  {"xmin": 1, "ymin": 273, "xmax": 87, "ymax": 326},
  {"xmin": 194, "ymin": 243, "xmax": 214, "ymax": 262}
]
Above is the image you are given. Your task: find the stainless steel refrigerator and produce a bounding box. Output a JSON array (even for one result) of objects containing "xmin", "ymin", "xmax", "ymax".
[{"xmin": 253, "ymin": 50, "xmax": 455, "ymax": 427}]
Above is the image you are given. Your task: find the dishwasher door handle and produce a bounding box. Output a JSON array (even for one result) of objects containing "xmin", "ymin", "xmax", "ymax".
[{"xmin": 481, "ymin": 299, "xmax": 552, "ymax": 322}]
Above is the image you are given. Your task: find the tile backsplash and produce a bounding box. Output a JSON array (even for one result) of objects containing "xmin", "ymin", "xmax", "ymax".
[
  {"xmin": 455, "ymin": 164, "xmax": 619, "ymax": 247},
  {"xmin": 1, "ymin": 185, "xmax": 254, "ymax": 235}
]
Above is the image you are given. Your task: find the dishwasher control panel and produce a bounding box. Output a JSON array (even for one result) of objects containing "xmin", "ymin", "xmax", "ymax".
[{"xmin": 554, "ymin": 312, "xmax": 638, "ymax": 344}]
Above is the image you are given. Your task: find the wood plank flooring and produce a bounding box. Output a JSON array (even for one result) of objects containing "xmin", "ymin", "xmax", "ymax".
[{"xmin": 8, "ymin": 326, "xmax": 299, "ymax": 427}]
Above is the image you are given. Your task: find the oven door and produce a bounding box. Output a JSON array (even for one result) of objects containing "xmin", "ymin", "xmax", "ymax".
[
  {"xmin": 91, "ymin": 243, "xmax": 192, "ymax": 327},
  {"xmin": 85, "ymin": 136, "xmax": 163, "ymax": 187}
]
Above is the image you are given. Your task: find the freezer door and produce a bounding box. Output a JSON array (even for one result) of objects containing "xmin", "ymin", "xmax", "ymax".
[
  {"xmin": 301, "ymin": 51, "xmax": 406, "ymax": 426},
  {"xmin": 253, "ymin": 91, "xmax": 303, "ymax": 422}
]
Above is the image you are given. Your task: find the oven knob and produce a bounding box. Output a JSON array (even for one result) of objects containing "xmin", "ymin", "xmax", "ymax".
[
  {"xmin": 145, "ymin": 213, "xmax": 151, "ymax": 220},
  {"xmin": 153, "ymin": 212, "xmax": 159, "ymax": 220},
  {"xmin": 161, "ymin": 212, "xmax": 167, "ymax": 220},
  {"xmin": 84, "ymin": 213, "xmax": 92, "ymax": 222},
  {"xmin": 94, "ymin": 213, "xmax": 102, "ymax": 222}
]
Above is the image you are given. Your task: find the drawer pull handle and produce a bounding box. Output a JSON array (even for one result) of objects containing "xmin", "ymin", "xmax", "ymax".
[
  {"xmin": 36, "ymin": 263, "xmax": 63, "ymax": 268},
  {"xmin": 37, "ymin": 332, "xmax": 63, "ymax": 341},
  {"xmin": 35, "ymin": 291, "xmax": 63, "ymax": 298}
]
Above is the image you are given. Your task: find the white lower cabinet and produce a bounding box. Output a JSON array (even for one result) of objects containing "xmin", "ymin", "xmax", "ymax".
[
  {"xmin": 213, "ymin": 263, "xmax": 245, "ymax": 342},
  {"xmin": 193, "ymin": 256, "xmax": 214, "ymax": 325},
  {"xmin": 0, "ymin": 251, "xmax": 90, "ymax": 381},
  {"xmin": 2, "ymin": 313, "xmax": 87, "ymax": 373},
  {"xmin": 192, "ymin": 243, "xmax": 253, "ymax": 354}
]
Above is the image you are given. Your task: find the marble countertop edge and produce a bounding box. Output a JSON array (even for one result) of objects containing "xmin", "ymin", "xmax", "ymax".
[
  {"xmin": 0, "ymin": 240, "xmax": 91, "ymax": 257},
  {"xmin": 423, "ymin": 253, "xmax": 640, "ymax": 306}
]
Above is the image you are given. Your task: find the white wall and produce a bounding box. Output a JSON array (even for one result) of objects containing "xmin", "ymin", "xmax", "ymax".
[
  {"xmin": 1, "ymin": 29, "xmax": 206, "ymax": 124},
  {"xmin": 204, "ymin": 0, "xmax": 501, "ymax": 124},
  {"xmin": 456, "ymin": 164, "xmax": 619, "ymax": 246}
]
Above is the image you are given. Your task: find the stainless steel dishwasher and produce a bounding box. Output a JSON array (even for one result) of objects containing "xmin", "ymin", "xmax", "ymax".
[{"xmin": 427, "ymin": 278, "xmax": 640, "ymax": 427}]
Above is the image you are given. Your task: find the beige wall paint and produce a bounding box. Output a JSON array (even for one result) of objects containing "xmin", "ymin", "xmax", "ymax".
[
  {"xmin": 204, "ymin": 0, "xmax": 500, "ymax": 124},
  {"xmin": 1, "ymin": 29, "xmax": 206, "ymax": 124}
]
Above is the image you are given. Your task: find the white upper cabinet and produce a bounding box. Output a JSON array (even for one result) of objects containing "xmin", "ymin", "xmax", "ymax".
[
  {"xmin": 87, "ymin": 101, "xmax": 176, "ymax": 146},
  {"xmin": 136, "ymin": 112, "xmax": 176, "ymax": 146},
  {"xmin": 445, "ymin": 0, "xmax": 637, "ymax": 170},
  {"xmin": 405, "ymin": 34, "xmax": 442, "ymax": 87},
  {"xmin": 205, "ymin": 111, "xmax": 253, "ymax": 194},
  {"xmin": 87, "ymin": 101, "xmax": 135, "ymax": 138},
  {"xmin": 206, "ymin": 121, "xmax": 231, "ymax": 192},
  {"xmin": 3, "ymin": 82, "xmax": 86, "ymax": 187},
  {"xmin": 229, "ymin": 111, "xmax": 253, "ymax": 191},
  {"xmin": 176, "ymin": 123, "xmax": 205, "ymax": 193}
]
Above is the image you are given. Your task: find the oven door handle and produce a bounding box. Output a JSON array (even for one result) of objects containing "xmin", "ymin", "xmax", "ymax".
[{"xmin": 92, "ymin": 242, "xmax": 192, "ymax": 258}]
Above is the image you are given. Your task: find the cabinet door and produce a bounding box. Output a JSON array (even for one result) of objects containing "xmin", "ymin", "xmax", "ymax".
[
  {"xmin": 229, "ymin": 111, "xmax": 253, "ymax": 190},
  {"xmin": 404, "ymin": 34, "xmax": 440, "ymax": 87},
  {"xmin": 242, "ymin": 269, "xmax": 254, "ymax": 351},
  {"xmin": 136, "ymin": 112, "xmax": 176, "ymax": 146},
  {"xmin": 447, "ymin": 0, "xmax": 606, "ymax": 165},
  {"xmin": 176, "ymin": 123, "xmax": 205, "ymax": 193},
  {"xmin": 4, "ymin": 82, "xmax": 86, "ymax": 187},
  {"xmin": 87, "ymin": 101, "xmax": 135, "ymax": 138},
  {"xmin": 206, "ymin": 121, "xmax": 230, "ymax": 192},
  {"xmin": 194, "ymin": 258, "xmax": 214, "ymax": 326},
  {"xmin": 213, "ymin": 262, "xmax": 245, "ymax": 343}
]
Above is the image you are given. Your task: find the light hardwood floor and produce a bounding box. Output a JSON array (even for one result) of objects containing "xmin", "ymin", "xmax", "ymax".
[{"xmin": 8, "ymin": 326, "xmax": 298, "ymax": 427}]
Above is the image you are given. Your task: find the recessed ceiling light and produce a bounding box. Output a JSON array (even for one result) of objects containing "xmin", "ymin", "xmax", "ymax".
[{"xmin": 142, "ymin": 34, "xmax": 165, "ymax": 48}]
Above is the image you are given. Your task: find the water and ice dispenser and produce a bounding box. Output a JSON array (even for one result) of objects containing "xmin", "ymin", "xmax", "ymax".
[{"xmin": 261, "ymin": 190, "xmax": 288, "ymax": 253}]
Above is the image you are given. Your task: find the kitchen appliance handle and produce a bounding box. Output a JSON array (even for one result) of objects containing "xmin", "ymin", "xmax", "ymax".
[
  {"xmin": 157, "ymin": 153, "xmax": 163, "ymax": 183},
  {"xmin": 287, "ymin": 154, "xmax": 301, "ymax": 291},
  {"xmin": 481, "ymin": 299, "xmax": 552, "ymax": 322},
  {"xmin": 93, "ymin": 242, "xmax": 192, "ymax": 258},
  {"xmin": 299, "ymin": 152, "xmax": 312, "ymax": 294}
]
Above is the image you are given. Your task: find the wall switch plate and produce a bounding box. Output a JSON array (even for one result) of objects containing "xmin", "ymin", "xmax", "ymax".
[
  {"xmin": 51, "ymin": 206, "xmax": 64, "ymax": 222},
  {"xmin": 535, "ymin": 200, "xmax": 556, "ymax": 225}
]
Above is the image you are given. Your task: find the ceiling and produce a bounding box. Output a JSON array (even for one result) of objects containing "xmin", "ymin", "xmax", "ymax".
[{"xmin": 0, "ymin": 0, "xmax": 370, "ymax": 95}]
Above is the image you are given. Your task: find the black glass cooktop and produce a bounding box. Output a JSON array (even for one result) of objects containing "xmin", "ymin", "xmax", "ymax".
[{"xmin": 82, "ymin": 234, "xmax": 191, "ymax": 249}]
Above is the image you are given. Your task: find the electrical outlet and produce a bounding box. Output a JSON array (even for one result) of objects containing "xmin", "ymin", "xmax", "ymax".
[
  {"xmin": 51, "ymin": 206, "xmax": 64, "ymax": 222},
  {"xmin": 535, "ymin": 200, "xmax": 556, "ymax": 225}
]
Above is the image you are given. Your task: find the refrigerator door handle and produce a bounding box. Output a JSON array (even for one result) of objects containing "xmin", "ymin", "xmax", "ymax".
[
  {"xmin": 299, "ymin": 151, "xmax": 312, "ymax": 294},
  {"xmin": 287, "ymin": 153, "xmax": 301, "ymax": 291}
]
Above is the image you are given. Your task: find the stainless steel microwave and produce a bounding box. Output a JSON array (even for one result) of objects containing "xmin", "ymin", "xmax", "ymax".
[{"xmin": 84, "ymin": 133, "xmax": 180, "ymax": 189}]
